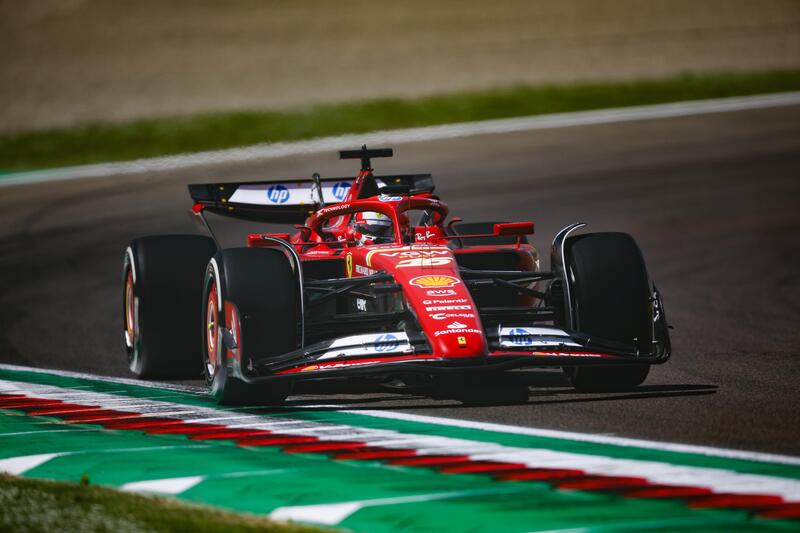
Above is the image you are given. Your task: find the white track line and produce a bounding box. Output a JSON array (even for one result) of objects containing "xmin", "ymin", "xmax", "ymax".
[
  {"xmin": 270, "ymin": 488, "xmax": 517, "ymax": 526},
  {"xmin": 121, "ymin": 475, "xmax": 205, "ymax": 495},
  {"xmin": 0, "ymin": 429, "xmax": 98, "ymax": 437},
  {"xmin": 2, "ymin": 92, "xmax": 799, "ymax": 188},
  {"xmin": 3, "ymin": 376, "xmax": 800, "ymax": 502},
  {"xmin": 0, "ymin": 445, "xmax": 209, "ymax": 476},
  {"xmin": 0, "ymin": 364, "xmax": 203, "ymax": 394},
  {"xmin": 0, "ymin": 453, "xmax": 63, "ymax": 475},
  {"xmin": 344, "ymin": 410, "xmax": 800, "ymax": 467},
  {"xmin": 119, "ymin": 469, "xmax": 287, "ymax": 495},
  {"xmin": 3, "ymin": 363, "xmax": 800, "ymax": 466}
]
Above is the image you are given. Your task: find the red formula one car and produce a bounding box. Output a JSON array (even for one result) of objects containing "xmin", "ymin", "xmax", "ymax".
[{"xmin": 123, "ymin": 147, "xmax": 670, "ymax": 404}]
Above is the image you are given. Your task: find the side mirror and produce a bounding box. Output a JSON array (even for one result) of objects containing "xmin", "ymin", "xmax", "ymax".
[
  {"xmin": 494, "ymin": 222, "xmax": 534, "ymax": 236},
  {"xmin": 294, "ymin": 225, "xmax": 313, "ymax": 241},
  {"xmin": 447, "ymin": 217, "xmax": 463, "ymax": 229},
  {"xmin": 248, "ymin": 233, "xmax": 291, "ymax": 247}
]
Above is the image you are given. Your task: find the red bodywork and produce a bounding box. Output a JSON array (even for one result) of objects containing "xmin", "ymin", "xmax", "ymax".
[
  {"xmin": 257, "ymin": 169, "xmax": 537, "ymax": 371},
  {"xmin": 190, "ymin": 155, "xmax": 668, "ymax": 382}
]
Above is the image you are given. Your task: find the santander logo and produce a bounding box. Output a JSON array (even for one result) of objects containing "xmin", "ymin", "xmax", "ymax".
[{"xmin": 446, "ymin": 321, "xmax": 468, "ymax": 329}]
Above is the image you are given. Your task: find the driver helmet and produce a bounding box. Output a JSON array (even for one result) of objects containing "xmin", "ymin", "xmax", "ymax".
[{"xmin": 353, "ymin": 211, "xmax": 394, "ymax": 244}]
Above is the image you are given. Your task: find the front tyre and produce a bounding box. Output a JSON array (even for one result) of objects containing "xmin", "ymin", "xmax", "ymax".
[
  {"xmin": 203, "ymin": 248, "xmax": 299, "ymax": 405},
  {"xmin": 123, "ymin": 235, "xmax": 216, "ymax": 379},
  {"xmin": 562, "ymin": 232, "xmax": 653, "ymax": 392}
]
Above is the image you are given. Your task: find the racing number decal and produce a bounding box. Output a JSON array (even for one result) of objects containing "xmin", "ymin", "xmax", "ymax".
[
  {"xmin": 345, "ymin": 253, "xmax": 353, "ymax": 278},
  {"xmin": 396, "ymin": 257, "xmax": 453, "ymax": 268},
  {"xmin": 366, "ymin": 247, "xmax": 449, "ymax": 267}
]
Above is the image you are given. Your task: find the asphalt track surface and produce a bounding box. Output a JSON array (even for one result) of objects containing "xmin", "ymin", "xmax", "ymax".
[{"xmin": 1, "ymin": 105, "xmax": 798, "ymax": 456}]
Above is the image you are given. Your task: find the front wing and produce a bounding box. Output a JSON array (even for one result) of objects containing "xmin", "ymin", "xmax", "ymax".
[{"xmin": 239, "ymin": 327, "xmax": 670, "ymax": 384}]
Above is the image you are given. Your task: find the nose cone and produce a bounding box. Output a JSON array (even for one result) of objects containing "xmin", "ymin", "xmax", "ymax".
[
  {"xmin": 368, "ymin": 247, "xmax": 488, "ymax": 357},
  {"xmin": 411, "ymin": 285, "xmax": 487, "ymax": 357}
]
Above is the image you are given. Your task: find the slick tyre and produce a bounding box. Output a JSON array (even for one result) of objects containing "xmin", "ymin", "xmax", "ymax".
[
  {"xmin": 123, "ymin": 235, "xmax": 216, "ymax": 379},
  {"xmin": 562, "ymin": 232, "xmax": 652, "ymax": 392},
  {"xmin": 203, "ymin": 248, "xmax": 299, "ymax": 406}
]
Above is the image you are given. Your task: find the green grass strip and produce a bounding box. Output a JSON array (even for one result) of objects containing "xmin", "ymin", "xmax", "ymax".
[
  {"xmin": 0, "ymin": 474, "xmax": 327, "ymax": 533},
  {"xmin": 2, "ymin": 69, "xmax": 800, "ymax": 172}
]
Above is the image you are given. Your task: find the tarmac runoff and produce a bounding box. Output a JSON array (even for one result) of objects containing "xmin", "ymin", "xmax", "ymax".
[{"xmin": 1, "ymin": 365, "xmax": 799, "ymax": 531}]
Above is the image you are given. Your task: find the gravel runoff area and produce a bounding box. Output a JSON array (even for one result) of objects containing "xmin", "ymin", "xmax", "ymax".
[{"xmin": 1, "ymin": 0, "xmax": 799, "ymax": 133}]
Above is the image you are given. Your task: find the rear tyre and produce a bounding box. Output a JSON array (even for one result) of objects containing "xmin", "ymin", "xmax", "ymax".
[
  {"xmin": 203, "ymin": 248, "xmax": 299, "ymax": 405},
  {"xmin": 123, "ymin": 235, "xmax": 216, "ymax": 379},
  {"xmin": 561, "ymin": 232, "xmax": 652, "ymax": 392}
]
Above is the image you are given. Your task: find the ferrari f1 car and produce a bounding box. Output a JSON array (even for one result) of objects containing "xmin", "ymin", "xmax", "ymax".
[{"xmin": 123, "ymin": 147, "xmax": 670, "ymax": 404}]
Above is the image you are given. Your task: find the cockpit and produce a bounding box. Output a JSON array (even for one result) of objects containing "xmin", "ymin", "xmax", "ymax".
[{"xmin": 349, "ymin": 211, "xmax": 395, "ymax": 245}]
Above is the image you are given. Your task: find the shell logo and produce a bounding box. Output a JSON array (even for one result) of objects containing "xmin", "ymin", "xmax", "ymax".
[{"xmin": 410, "ymin": 275, "xmax": 461, "ymax": 288}]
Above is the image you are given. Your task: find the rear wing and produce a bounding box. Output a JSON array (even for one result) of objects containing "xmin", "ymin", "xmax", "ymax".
[
  {"xmin": 189, "ymin": 174, "xmax": 435, "ymax": 224},
  {"xmin": 189, "ymin": 177, "xmax": 353, "ymax": 224}
]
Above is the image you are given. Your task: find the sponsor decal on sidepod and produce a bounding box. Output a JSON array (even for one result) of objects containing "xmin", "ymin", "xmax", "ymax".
[{"xmin": 355, "ymin": 264, "xmax": 377, "ymax": 276}]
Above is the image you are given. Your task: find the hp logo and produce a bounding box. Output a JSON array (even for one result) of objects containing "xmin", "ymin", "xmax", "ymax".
[
  {"xmin": 267, "ymin": 185, "xmax": 290, "ymax": 204},
  {"xmin": 331, "ymin": 181, "xmax": 350, "ymax": 201},
  {"xmin": 508, "ymin": 328, "xmax": 534, "ymax": 346},
  {"xmin": 374, "ymin": 334, "xmax": 399, "ymax": 352}
]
